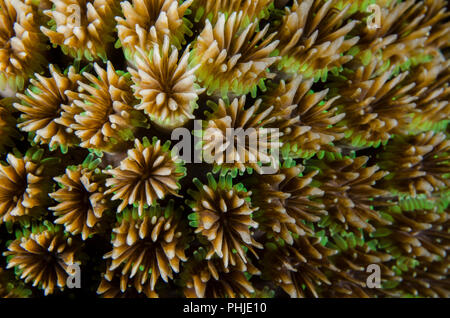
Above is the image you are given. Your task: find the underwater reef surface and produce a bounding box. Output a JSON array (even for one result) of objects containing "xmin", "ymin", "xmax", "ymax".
[{"xmin": 0, "ymin": 0, "xmax": 449, "ymax": 298}]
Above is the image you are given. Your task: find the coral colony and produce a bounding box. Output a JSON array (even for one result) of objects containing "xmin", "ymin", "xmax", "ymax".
[{"xmin": 0, "ymin": 0, "xmax": 448, "ymax": 299}]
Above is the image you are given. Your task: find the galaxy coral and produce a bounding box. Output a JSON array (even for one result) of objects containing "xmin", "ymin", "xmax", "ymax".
[{"xmin": 0, "ymin": 0, "xmax": 449, "ymax": 299}]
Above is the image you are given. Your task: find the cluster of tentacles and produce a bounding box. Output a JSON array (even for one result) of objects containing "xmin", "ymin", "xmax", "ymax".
[{"xmin": 0, "ymin": 0, "xmax": 448, "ymax": 298}]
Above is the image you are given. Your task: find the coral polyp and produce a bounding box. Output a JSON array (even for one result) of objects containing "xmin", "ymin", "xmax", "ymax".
[
  {"xmin": 276, "ymin": 0, "xmax": 359, "ymax": 80},
  {"xmin": 69, "ymin": 62, "xmax": 147, "ymax": 152},
  {"xmin": 104, "ymin": 137, "xmax": 185, "ymax": 214},
  {"xmin": 129, "ymin": 36, "xmax": 203, "ymax": 129},
  {"xmin": 192, "ymin": 11, "xmax": 280, "ymax": 97},
  {"xmin": 103, "ymin": 203, "xmax": 188, "ymax": 296},
  {"xmin": 248, "ymin": 159, "xmax": 326, "ymax": 244},
  {"xmin": 0, "ymin": 0, "xmax": 449, "ymax": 300},
  {"xmin": 3, "ymin": 223, "xmax": 80, "ymax": 296},
  {"xmin": 0, "ymin": 149, "xmax": 53, "ymax": 224},
  {"xmin": 50, "ymin": 154, "xmax": 110, "ymax": 240},
  {"xmin": 116, "ymin": 0, "xmax": 193, "ymax": 59},
  {"xmin": 202, "ymin": 95, "xmax": 281, "ymax": 176},
  {"xmin": 187, "ymin": 173, "xmax": 262, "ymax": 269},
  {"xmin": 0, "ymin": 0, "xmax": 47, "ymax": 91},
  {"xmin": 41, "ymin": 0, "xmax": 120, "ymax": 61},
  {"xmin": 14, "ymin": 65, "xmax": 81, "ymax": 152}
]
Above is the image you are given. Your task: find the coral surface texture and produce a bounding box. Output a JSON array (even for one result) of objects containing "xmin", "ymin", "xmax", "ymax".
[{"xmin": 0, "ymin": 0, "xmax": 449, "ymax": 298}]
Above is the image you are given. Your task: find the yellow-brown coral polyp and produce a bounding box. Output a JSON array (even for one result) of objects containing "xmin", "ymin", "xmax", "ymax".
[
  {"xmin": 192, "ymin": 11, "xmax": 280, "ymax": 97},
  {"xmin": 262, "ymin": 235, "xmax": 338, "ymax": 298},
  {"xmin": 14, "ymin": 65, "xmax": 81, "ymax": 152},
  {"xmin": 276, "ymin": 0, "xmax": 359, "ymax": 79},
  {"xmin": 181, "ymin": 248, "xmax": 260, "ymax": 298},
  {"xmin": 0, "ymin": 0, "xmax": 47, "ymax": 91},
  {"xmin": 309, "ymin": 155, "xmax": 391, "ymax": 233},
  {"xmin": 378, "ymin": 131, "xmax": 450, "ymax": 197},
  {"xmin": 41, "ymin": 0, "xmax": 120, "ymax": 61},
  {"xmin": 332, "ymin": 60, "xmax": 418, "ymax": 147},
  {"xmin": 129, "ymin": 36, "xmax": 203, "ymax": 129},
  {"xmin": 116, "ymin": 0, "xmax": 193, "ymax": 59},
  {"xmin": 249, "ymin": 161, "xmax": 326, "ymax": 244},
  {"xmin": 203, "ymin": 95, "xmax": 281, "ymax": 175},
  {"xmin": 0, "ymin": 152, "xmax": 50, "ymax": 224},
  {"xmin": 103, "ymin": 204, "xmax": 187, "ymax": 296},
  {"xmin": 3, "ymin": 225, "xmax": 79, "ymax": 295},
  {"xmin": 104, "ymin": 137, "xmax": 185, "ymax": 215},
  {"xmin": 50, "ymin": 163, "xmax": 109, "ymax": 240},
  {"xmin": 188, "ymin": 173, "xmax": 262, "ymax": 269},
  {"xmin": 69, "ymin": 62, "xmax": 146, "ymax": 152},
  {"xmin": 264, "ymin": 75, "xmax": 345, "ymax": 158}
]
